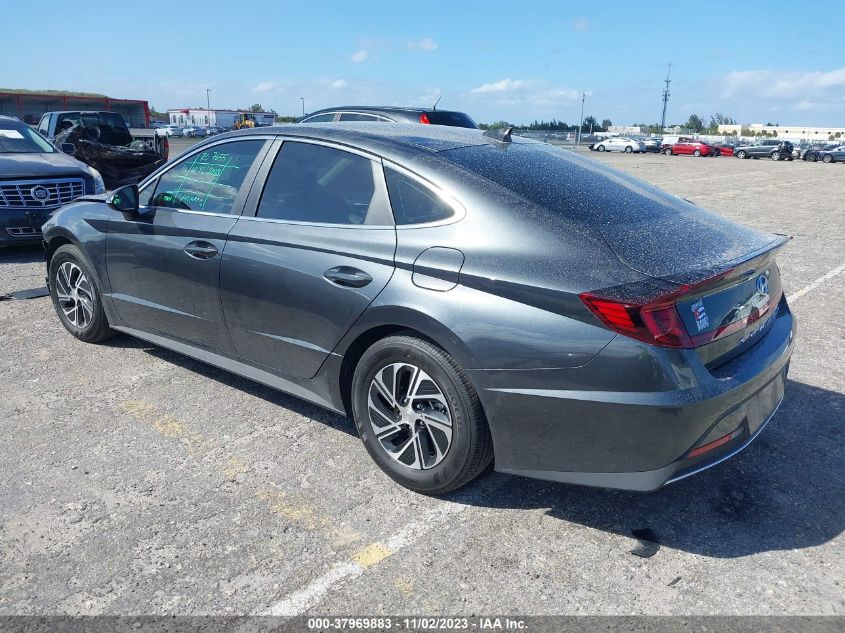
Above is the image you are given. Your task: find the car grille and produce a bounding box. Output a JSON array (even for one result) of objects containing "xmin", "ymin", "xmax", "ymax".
[{"xmin": 0, "ymin": 178, "xmax": 85, "ymax": 210}]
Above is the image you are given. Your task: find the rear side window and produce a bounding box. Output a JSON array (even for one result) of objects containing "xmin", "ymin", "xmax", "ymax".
[
  {"xmin": 150, "ymin": 140, "xmax": 265, "ymax": 214},
  {"xmin": 384, "ymin": 168, "xmax": 453, "ymax": 225},
  {"xmin": 256, "ymin": 141, "xmax": 380, "ymax": 225}
]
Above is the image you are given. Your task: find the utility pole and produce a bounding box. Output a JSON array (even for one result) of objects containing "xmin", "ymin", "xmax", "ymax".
[
  {"xmin": 206, "ymin": 88, "xmax": 212, "ymax": 126},
  {"xmin": 660, "ymin": 63, "xmax": 671, "ymax": 132},
  {"xmin": 300, "ymin": 97, "xmax": 305, "ymax": 116},
  {"xmin": 577, "ymin": 91, "xmax": 586, "ymax": 146}
]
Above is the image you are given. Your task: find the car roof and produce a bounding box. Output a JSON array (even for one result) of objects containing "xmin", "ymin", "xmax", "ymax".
[
  {"xmin": 305, "ymin": 105, "xmax": 466, "ymax": 116},
  {"xmin": 203, "ymin": 122, "xmax": 536, "ymax": 162},
  {"xmin": 0, "ymin": 115, "xmax": 25, "ymax": 127}
]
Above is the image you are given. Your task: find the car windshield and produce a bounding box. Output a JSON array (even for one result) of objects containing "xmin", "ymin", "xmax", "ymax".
[{"xmin": 0, "ymin": 121, "xmax": 56, "ymax": 154}]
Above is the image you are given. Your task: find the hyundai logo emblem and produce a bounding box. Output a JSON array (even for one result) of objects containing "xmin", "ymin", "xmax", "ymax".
[
  {"xmin": 30, "ymin": 185, "xmax": 50, "ymax": 203},
  {"xmin": 756, "ymin": 274, "xmax": 769, "ymax": 296}
]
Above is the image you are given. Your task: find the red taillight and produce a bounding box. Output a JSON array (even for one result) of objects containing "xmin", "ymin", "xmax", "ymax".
[
  {"xmin": 579, "ymin": 269, "xmax": 736, "ymax": 349},
  {"xmin": 419, "ymin": 113, "xmax": 431, "ymax": 124},
  {"xmin": 580, "ymin": 294, "xmax": 693, "ymax": 348},
  {"xmin": 687, "ymin": 427, "xmax": 742, "ymax": 458}
]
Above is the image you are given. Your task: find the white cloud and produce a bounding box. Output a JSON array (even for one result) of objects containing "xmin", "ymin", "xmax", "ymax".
[
  {"xmin": 721, "ymin": 67, "xmax": 845, "ymax": 99},
  {"xmin": 407, "ymin": 37, "xmax": 438, "ymax": 51},
  {"xmin": 350, "ymin": 50, "xmax": 369, "ymax": 63},
  {"xmin": 470, "ymin": 79, "xmax": 526, "ymax": 94},
  {"xmin": 573, "ymin": 18, "xmax": 589, "ymax": 31},
  {"xmin": 329, "ymin": 79, "xmax": 348, "ymax": 90},
  {"xmin": 254, "ymin": 81, "xmax": 277, "ymax": 93}
]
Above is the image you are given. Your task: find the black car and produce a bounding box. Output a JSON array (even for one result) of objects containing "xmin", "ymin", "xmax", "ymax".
[
  {"xmin": 0, "ymin": 115, "xmax": 104, "ymax": 246},
  {"xmin": 42, "ymin": 123, "xmax": 795, "ymax": 494},
  {"xmin": 817, "ymin": 146, "xmax": 845, "ymax": 163},
  {"xmin": 734, "ymin": 139, "xmax": 794, "ymax": 160},
  {"xmin": 299, "ymin": 106, "xmax": 478, "ymax": 128},
  {"xmin": 801, "ymin": 143, "xmax": 839, "ymax": 161}
]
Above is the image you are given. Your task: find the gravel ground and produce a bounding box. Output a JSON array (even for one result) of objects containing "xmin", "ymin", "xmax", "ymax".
[{"xmin": 0, "ymin": 149, "xmax": 842, "ymax": 617}]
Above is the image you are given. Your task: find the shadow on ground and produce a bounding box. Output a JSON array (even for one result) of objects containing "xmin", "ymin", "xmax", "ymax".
[
  {"xmin": 104, "ymin": 328, "xmax": 843, "ymax": 559},
  {"xmin": 451, "ymin": 379, "xmax": 844, "ymax": 558},
  {"xmin": 0, "ymin": 244, "xmax": 42, "ymax": 265}
]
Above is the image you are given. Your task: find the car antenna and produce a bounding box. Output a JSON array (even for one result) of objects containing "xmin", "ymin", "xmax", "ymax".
[
  {"xmin": 483, "ymin": 126, "xmax": 514, "ymax": 143},
  {"xmin": 432, "ymin": 96, "xmax": 442, "ymax": 111}
]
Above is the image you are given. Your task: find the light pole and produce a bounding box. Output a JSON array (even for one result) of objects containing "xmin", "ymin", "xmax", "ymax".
[
  {"xmin": 206, "ymin": 88, "xmax": 212, "ymax": 126},
  {"xmin": 300, "ymin": 97, "xmax": 305, "ymax": 116},
  {"xmin": 577, "ymin": 91, "xmax": 586, "ymax": 146}
]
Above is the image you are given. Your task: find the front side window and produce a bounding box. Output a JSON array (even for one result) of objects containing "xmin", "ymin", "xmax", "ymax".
[
  {"xmin": 339, "ymin": 113, "xmax": 381, "ymax": 122},
  {"xmin": 256, "ymin": 141, "xmax": 379, "ymax": 225},
  {"xmin": 301, "ymin": 113, "xmax": 336, "ymax": 123},
  {"xmin": 384, "ymin": 168, "xmax": 453, "ymax": 225},
  {"xmin": 149, "ymin": 140, "xmax": 264, "ymax": 214}
]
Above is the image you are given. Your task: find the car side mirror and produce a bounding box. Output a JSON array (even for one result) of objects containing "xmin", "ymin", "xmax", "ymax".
[
  {"xmin": 60, "ymin": 143, "xmax": 76, "ymax": 155},
  {"xmin": 108, "ymin": 184, "xmax": 140, "ymax": 214}
]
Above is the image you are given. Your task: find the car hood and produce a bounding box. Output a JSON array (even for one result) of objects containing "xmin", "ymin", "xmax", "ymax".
[{"xmin": 0, "ymin": 152, "xmax": 91, "ymax": 180}]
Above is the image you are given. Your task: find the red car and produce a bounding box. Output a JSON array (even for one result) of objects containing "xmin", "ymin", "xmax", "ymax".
[
  {"xmin": 716, "ymin": 144, "xmax": 735, "ymax": 157},
  {"xmin": 663, "ymin": 139, "xmax": 716, "ymax": 157}
]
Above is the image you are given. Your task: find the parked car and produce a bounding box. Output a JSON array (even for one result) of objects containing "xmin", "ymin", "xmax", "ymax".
[
  {"xmin": 640, "ymin": 138, "xmax": 663, "ymax": 153},
  {"xmin": 593, "ymin": 137, "xmax": 645, "ymax": 153},
  {"xmin": 299, "ymin": 106, "xmax": 478, "ymax": 128},
  {"xmin": 664, "ymin": 139, "xmax": 717, "ymax": 157},
  {"xmin": 205, "ymin": 126, "xmax": 223, "ymax": 136},
  {"xmin": 800, "ymin": 143, "xmax": 838, "ymax": 161},
  {"xmin": 715, "ymin": 144, "xmax": 735, "ymax": 157},
  {"xmin": 817, "ymin": 146, "xmax": 845, "ymax": 163},
  {"xmin": 0, "ymin": 115, "xmax": 104, "ymax": 246},
  {"xmin": 734, "ymin": 139, "xmax": 794, "ymax": 160},
  {"xmin": 42, "ymin": 123, "xmax": 795, "ymax": 494},
  {"xmin": 35, "ymin": 111, "xmax": 168, "ymax": 190},
  {"xmin": 150, "ymin": 121, "xmax": 167, "ymax": 129},
  {"xmin": 182, "ymin": 126, "xmax": 206, "ymax": 138},
  {"xmin": 156, "ymin": 124, "xmax": 183, "ymax": 137}
]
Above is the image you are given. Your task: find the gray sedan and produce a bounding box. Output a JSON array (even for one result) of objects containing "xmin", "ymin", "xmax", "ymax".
[{"xmin": 42, "ymin": 123, "xmax": 796, "ymax": 494}]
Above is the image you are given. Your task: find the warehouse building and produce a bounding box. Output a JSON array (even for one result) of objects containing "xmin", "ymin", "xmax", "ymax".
[
  {"xmin": 719, "ymin": 123, "xmax": 845, "ymax": 140},
  {"xmin": 168, "ymin": 108, "xmax": 277, "ymax": 128},
  {"xmin": 0, "ymin": 89, "xmax": 150, "ymax": 127}
]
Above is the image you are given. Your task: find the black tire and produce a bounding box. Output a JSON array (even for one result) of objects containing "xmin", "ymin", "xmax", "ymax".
[
  {"xmin": 736, "ymin": 150, "xmax": 746, "ymax": 159},
  {"xmin": 48, "ymin": 244, "xmax": 114, "ymax": 343},
  {"xmin": 771, "ymin": 152, "xmax": 780, "ymax": 161},
  {"xmin": 624, "ymin": 146, "xmax": 633, "ymax": 153},
  {"xmin": 823, "ymin": 154, "xmax": 833, "ymax": 163},
  {"xmin": 664, "ymin": 147, "xmax": 673, "ymax": 156},
  {"xmin": 351, "ymin": 335, "xmax": 493, "ymax": 494},
  {"xmin": 693, "ymin": 149, "xmax": 701, "ymax": 157},
  {"xmin": 597, "ymin": 145, "xmax": 606, "ymax": 152}
]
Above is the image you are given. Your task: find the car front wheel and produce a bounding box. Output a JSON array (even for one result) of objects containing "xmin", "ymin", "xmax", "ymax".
[
  {"xmin": 823, "ymin": 154, "xmax": 833, "ymax": 163},
  {"xmin": 736, "ymin": 150, "xmax": 746, "ymax": 159},
  {"xmin": 693, "ymin": 149, "xmax": 701, "ymax": 157},
  {"xmin": 624, "ymin": 146, "xmax": 633, "ymax": 153},
  {"xmin": 597, "ymin": 145, "xmax": 606, "ymax": 152},
  {"xmin": 771, "ymin": 152, "xmax": 781, "ymax": 161},
  {"xmin": 351, "ymin": 335, "xmax": 493, "ymax": 494},
  {"xmin": 664, "ymin": 148, "xmax": 673, "ymax": 155},
  {"xmin": 48, "ymin": 244, "xmax": 114, "ymax": 343}
]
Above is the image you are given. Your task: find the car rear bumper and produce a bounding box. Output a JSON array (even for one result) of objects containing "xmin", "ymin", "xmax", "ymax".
[
  {"xmin": 470, "ymin": 299, "xmax": 796, "ymax": 491},
  {"xmin": 0, "ymin": 208, "xmax": 56, "ymax": 246}
]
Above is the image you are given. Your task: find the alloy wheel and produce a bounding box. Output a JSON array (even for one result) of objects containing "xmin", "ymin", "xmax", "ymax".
[
  {"xmin": 55, "ymin": 261, "xmax": 94, "ymax": 328},
  {"xmin": 367, "ymin": 362, "xmax": 453, "ymax": 470}
]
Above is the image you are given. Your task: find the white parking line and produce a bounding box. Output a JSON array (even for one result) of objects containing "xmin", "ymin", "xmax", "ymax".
[
  {"xmin": 787, "ymin": 262, "xmax": 845, "ymax": 304},
  {"xmin": 266, "ymin": 477, "xmax": 504, "ymax": 615}
]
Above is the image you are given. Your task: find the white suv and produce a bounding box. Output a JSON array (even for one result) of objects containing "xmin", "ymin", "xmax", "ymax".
[{"xmin": 593, "ymin": 137, "xmax": 645, "ymax": 153}]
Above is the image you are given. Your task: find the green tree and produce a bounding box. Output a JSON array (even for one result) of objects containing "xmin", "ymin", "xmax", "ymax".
[
  {"xmin": 685, "ymin": 114, "xmax": 705, "ymax": 133},
  {"xmin": 600, "ymin": 118, "xmax": 612, "ymax": 130},
  {"xmin": 249, "ymin": 103, "xmax": 264, "ymax": 112}
]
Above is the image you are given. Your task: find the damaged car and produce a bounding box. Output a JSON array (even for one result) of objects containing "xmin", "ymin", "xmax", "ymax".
[
  {"xmin": 0, "ymin": 115, "xmax": 104, "ymax": 246},
  {"xmin": 37, "ymin": 111, "xmax": 168, "ymax": 190}
]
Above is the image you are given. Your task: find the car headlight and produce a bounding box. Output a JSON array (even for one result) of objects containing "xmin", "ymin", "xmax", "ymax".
[{"xmin": 89, "ymin": 167, "xmax": 106, "ymax": 194}]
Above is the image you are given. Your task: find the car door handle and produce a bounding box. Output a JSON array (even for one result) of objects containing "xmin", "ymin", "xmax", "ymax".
[
  {"xmin": 183, "ymin": 241, "xmax": 218, "ymax": 260},
  {"xmin": 323, "ymin": 266, "xmax": 372, "ymax": 288}
]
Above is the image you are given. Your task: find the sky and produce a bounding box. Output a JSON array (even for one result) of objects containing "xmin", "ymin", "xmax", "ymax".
[{"xmin": 3, "ymin": 0, "xmax": 844, "ymax": 127}]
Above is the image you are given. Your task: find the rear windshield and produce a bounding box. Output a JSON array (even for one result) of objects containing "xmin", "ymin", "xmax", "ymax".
[
  {"xmin": 424, "ymin": 111, "xmax": 478, "ymax": 129},
  {"xmin": 440, "ymin": 142, "xmax": 680, "ymax": 225},
  {"xmin": 0, "ymin": 122, "xmax": 55, "ymax": 153}
]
